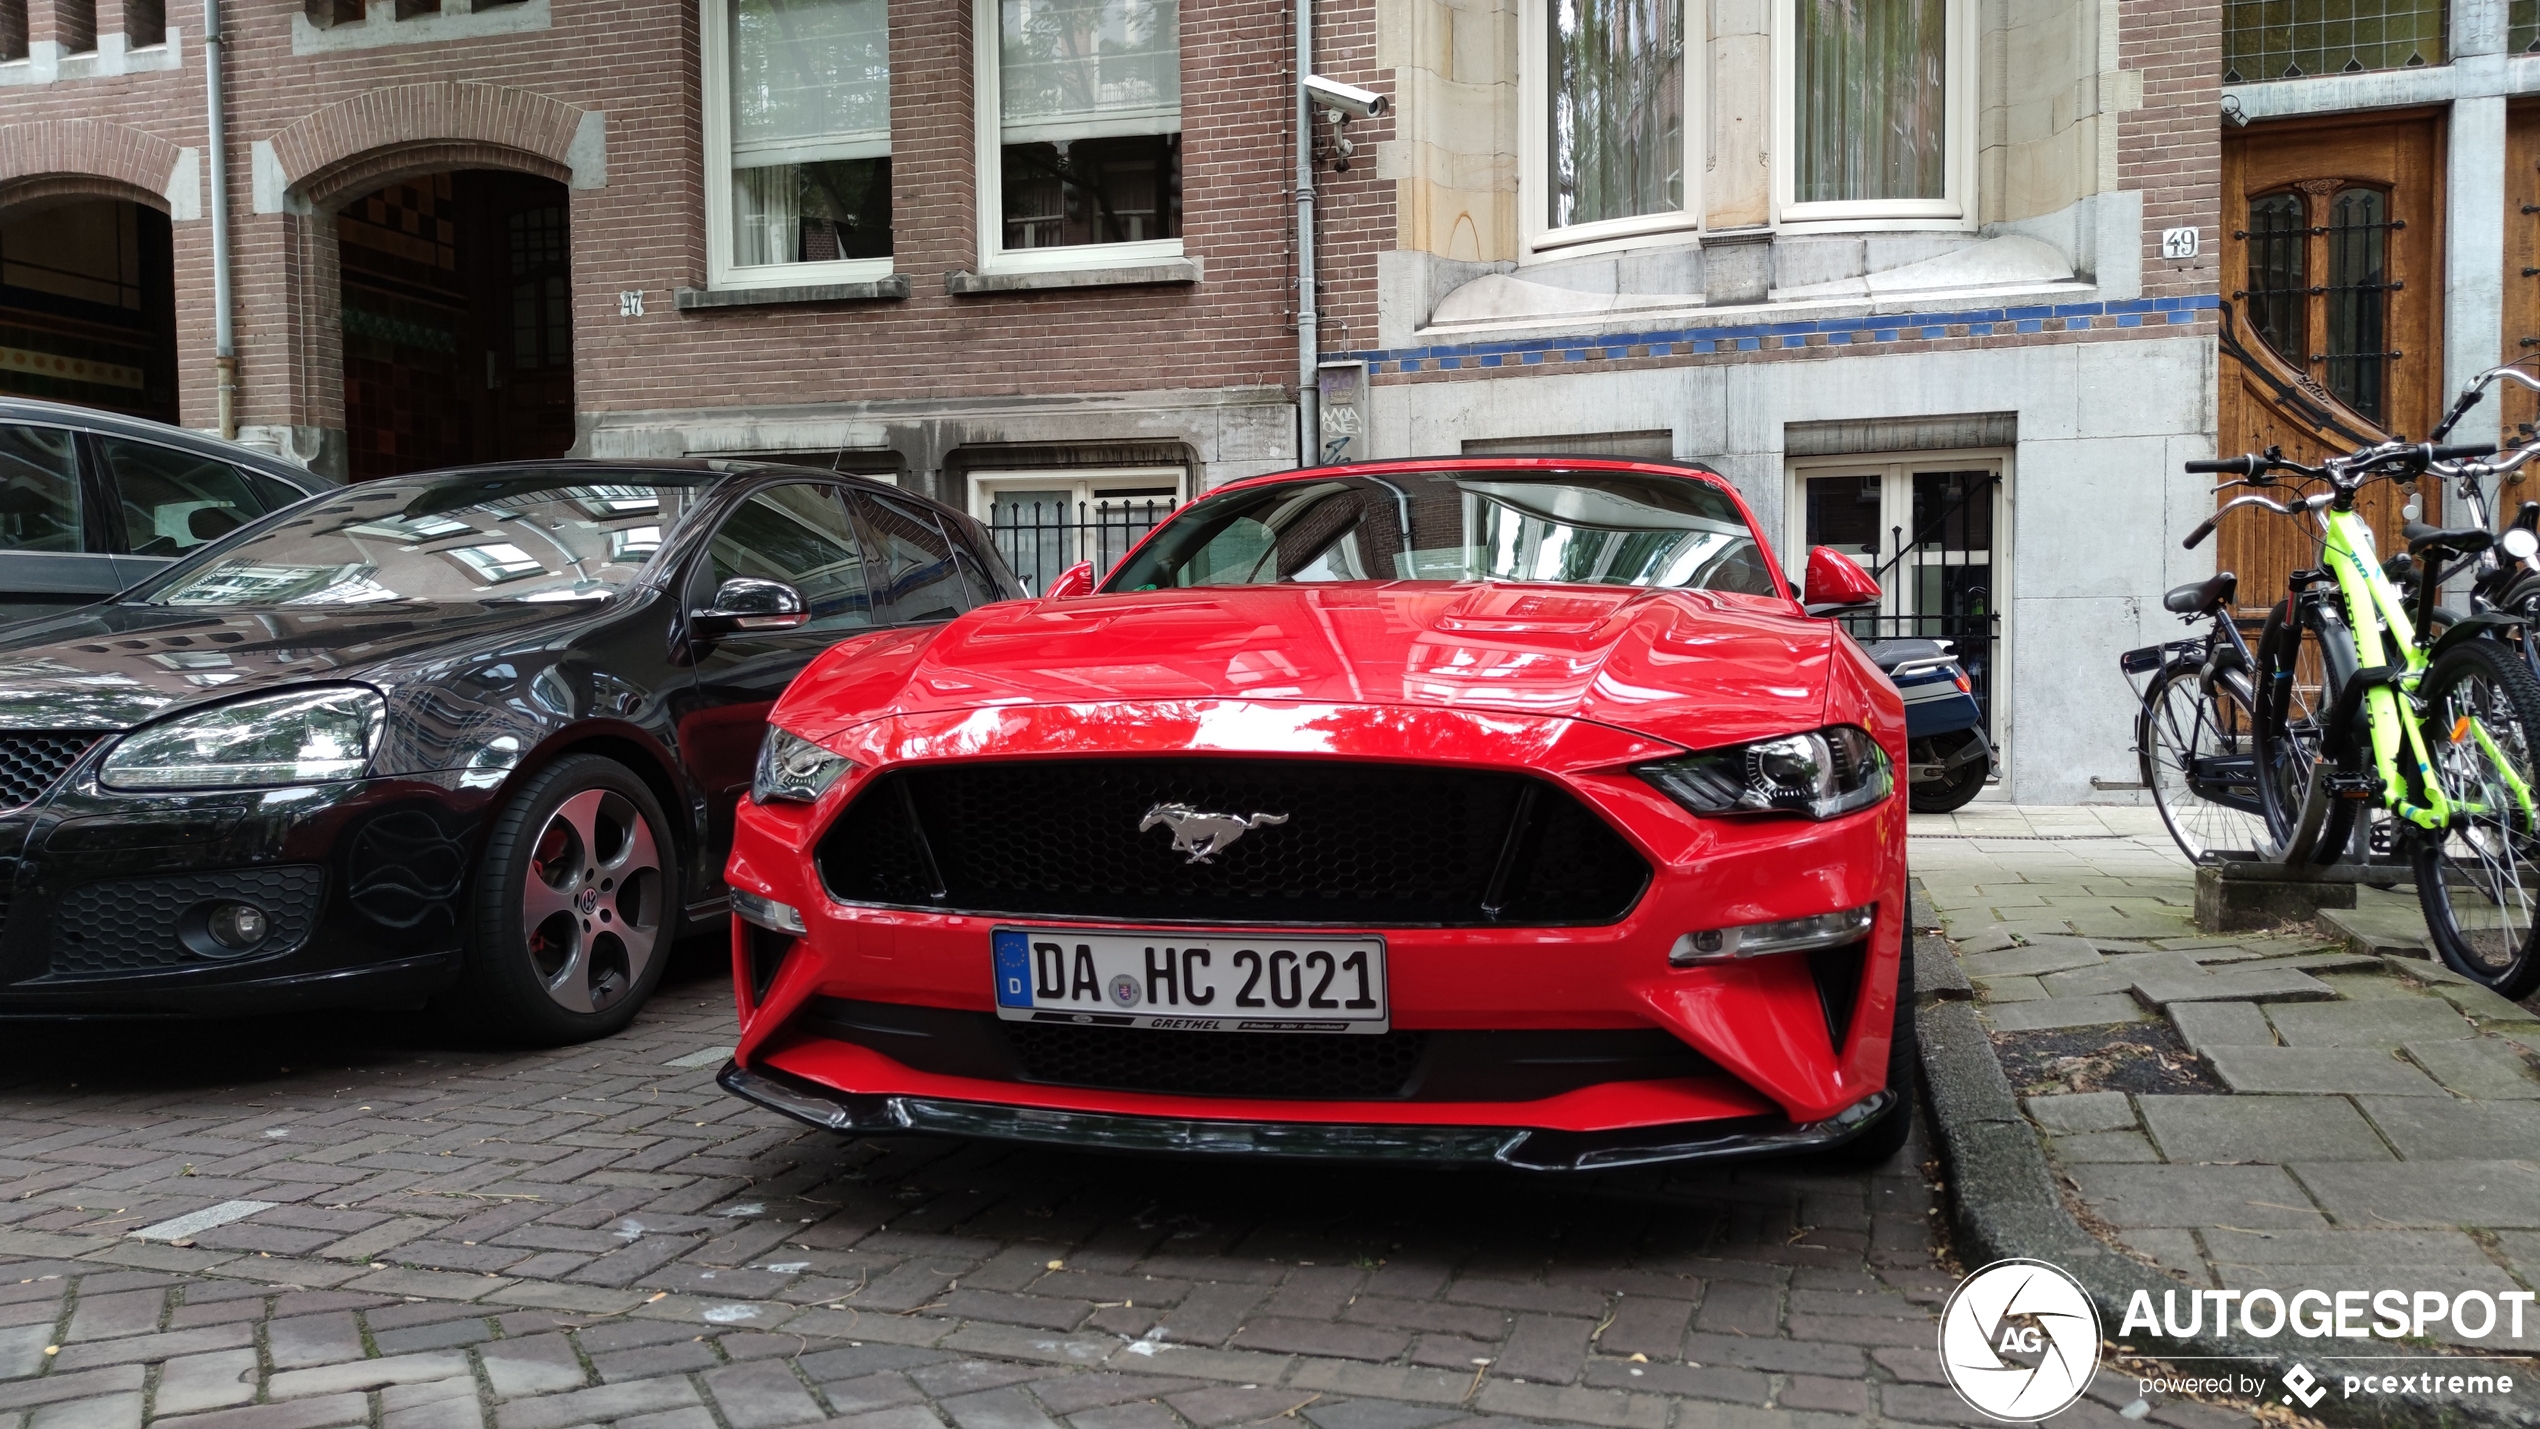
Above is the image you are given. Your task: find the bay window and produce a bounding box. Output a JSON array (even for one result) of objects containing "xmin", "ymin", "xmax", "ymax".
[
  {"xmin": 976, "ymin": 0, "xmax": 1183, "ymax": 269},
  {"xmin": 1775, "ymin": 0, "xmax": 1970, "ymax": 223},
  {"xmin": 703, "ymin": 0, "xmax": 892, "ymax": 289},
  {"xmin": 1522, "ymin": 0, "xmax": 1697, "ymax": 253}
]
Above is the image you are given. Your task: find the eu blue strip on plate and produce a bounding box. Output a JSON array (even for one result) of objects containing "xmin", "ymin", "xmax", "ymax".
[{"xmin": 992, "ymin": 930, "xmax": 1034, "ymax": 1008}]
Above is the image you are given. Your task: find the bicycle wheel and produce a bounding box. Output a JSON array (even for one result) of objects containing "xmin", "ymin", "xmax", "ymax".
[
  {"xmin": 2138, "ymin": 660, "xmax": 2268, "ymax": 861},
  {"xmin": 2252, "ymin": 599, "xmax": 2357, "ymax": 862},
  {"xmin": 2412, "ymin": 638, "xmax": 2540, "ymax": 999}
]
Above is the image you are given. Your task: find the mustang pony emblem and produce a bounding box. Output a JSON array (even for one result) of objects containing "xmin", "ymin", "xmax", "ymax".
[{"xmin": 1139, "ymin": 803, "xmax": 1289, "ymax": 863}]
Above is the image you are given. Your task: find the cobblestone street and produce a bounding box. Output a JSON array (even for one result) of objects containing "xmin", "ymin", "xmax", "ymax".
[{"xmin": 0, "ymin": 940, "xmax": 2031, "ymax": 1429}]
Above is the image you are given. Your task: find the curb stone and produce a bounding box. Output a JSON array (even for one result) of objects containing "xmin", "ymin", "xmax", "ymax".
[{"xmin": 1909, "ymin": 887, "xmax": 2540, "ymax": 1429}]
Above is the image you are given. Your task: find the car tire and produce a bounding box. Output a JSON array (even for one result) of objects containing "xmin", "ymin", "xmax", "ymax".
[
  {"xmin": 452, "ymin": 754, "xmax": 679, "ymax": 1045},
  {"xmin": 1823, "ymin": 941, "xmax": 1917, "ymax": 1169}
]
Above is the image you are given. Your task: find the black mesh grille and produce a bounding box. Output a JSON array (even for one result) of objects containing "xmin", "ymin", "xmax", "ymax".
[
  {"xmin": 817, "ymin": 758, "xmax": 1649, "ymax": 926},
  {"xmin": 1006, "ymin": 1023, "xmax": 1430, "ymax": 1099},
  {"xmin": 0, "ymin": 733, "xmax": 101, "ymax": 810},
  {"xmin": 52, "ymin": 865, "xmax": 326, "ymax": 976}
]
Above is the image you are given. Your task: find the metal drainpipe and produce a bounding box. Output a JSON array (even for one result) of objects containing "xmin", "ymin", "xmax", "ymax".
[
  {"xmin": 203, "ymin": 0, "xmax": 237, "ymax": 439},
  {"xmin": 1293, "ymin": 0, "xmax": 1317, "ymax": 467}
]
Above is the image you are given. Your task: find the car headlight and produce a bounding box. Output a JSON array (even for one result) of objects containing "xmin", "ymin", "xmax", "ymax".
[
  {"xmin": 1636, "ymin": 726, "xmax": 1892, "ymax": 820},
  {"xmin": 100, "ymin": 686, "xmax": 386, "ymax": 791},
  {"xmin": 753, "ymin": 726, "xmax": 853, "ymax": 805}
]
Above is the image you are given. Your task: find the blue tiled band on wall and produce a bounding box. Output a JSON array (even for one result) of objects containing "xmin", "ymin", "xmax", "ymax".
[{"xmin": 1335, "ymin": 293, "xmax": 2220, "ymax": 375}]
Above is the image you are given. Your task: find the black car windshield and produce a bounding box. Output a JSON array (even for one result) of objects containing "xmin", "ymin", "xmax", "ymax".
[
  {"xmin": 136, "ymin": 475, "xmax": 710, "ymax": 607},
  {"xmin": 1105, "ymin": 468, "xmax": 1780, "ymax": 596}
]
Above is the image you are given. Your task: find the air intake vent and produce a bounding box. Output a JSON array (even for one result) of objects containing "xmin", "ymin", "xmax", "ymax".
[
  {"xmin": 0, "ymin": 733, "xmax": 103, "ymax": 811},
  {"xmin": 816, "ymin": 758, "xmax": 1650, "ymax": 927}
]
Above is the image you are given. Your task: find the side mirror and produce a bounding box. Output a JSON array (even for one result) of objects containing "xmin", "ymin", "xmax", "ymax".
[
  {"xmin": 690, "ymin": 577, "xmax": 808, "ymax": 636},
  {"xmin": 1042, "ymin": 561, "xmax": 1096, "ymax": 599},
  {"xmin": 1802, "ymin": 547, "xmax": 1881, "ymax": 614}
]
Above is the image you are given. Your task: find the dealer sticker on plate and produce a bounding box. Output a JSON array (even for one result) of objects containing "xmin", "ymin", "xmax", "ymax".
[{"xmin": 992, "ymin": 927, "xmax": 1388, "ymax": 1033}]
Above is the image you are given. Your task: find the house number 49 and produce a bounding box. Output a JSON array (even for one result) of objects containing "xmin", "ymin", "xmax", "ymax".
[{"xmin": 2160, "ymin": 227, "xmax": 2200, "ymax": 260}]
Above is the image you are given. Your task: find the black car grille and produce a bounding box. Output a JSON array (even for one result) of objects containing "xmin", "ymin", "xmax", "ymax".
[
  {"xmin": 0, "ymin": 733, "xmax": 102, "ymax": 811},
  {"xmin": 51, "ymin": 866, "xmax": 326, "ymax": 976},
  {"xmin": 1007, "ymin": 1023, "xmax": 1431, "ymax": 1099},
  {"xmin": 817, "ymin": 758, "xmax": 1651, "ymax": 926},
  {"xmin": 795, "ymin": 999, "xmax": 1719, "ymax": 1104}
]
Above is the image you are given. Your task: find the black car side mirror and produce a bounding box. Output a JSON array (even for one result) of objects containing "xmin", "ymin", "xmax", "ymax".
[{"xmin": 690, "ymin": 577, "xmax": 809, "ymax": 636}]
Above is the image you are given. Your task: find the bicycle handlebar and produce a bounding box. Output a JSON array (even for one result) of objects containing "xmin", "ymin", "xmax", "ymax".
[
  {"xmin": 2184, "ymin": 456, "xmax": 2261, "ymax": 475},
  {"xmin": 2184, "ymin": 491, "xmax": 2304, "ymax": 549},
  {"xmin": 2432, "ymin": 443, "xmax": 2500, "ymax": 461}
]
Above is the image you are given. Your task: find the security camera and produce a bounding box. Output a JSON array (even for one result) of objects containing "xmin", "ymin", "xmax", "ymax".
[{"xmin": 1304, "ymin": 74, "xmax": 1388, "ymax": 121}]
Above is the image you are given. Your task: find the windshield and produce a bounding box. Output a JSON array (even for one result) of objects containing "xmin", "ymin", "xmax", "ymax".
[
  {"xmin": 1106, "ymin": 468, "xmax": 1781, "ymax": 596},
  {"xmin": 136, "ymin": 475, "xmax": 711, "ymax": 608}
]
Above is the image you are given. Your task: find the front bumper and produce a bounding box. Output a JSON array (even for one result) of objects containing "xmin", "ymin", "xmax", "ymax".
[
  {"xmin": 0, "ymin": 764, "xmax": 492, "ymax": 1015},
  {"xmin": 720, "ymin": 1060, "xmax": 1898, "ymax": 1172}
]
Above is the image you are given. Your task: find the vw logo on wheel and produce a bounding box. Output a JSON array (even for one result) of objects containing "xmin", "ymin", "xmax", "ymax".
[{"xmin": 1937, "ymin": 1258, "xmax": 2101, "ymax": 1421}]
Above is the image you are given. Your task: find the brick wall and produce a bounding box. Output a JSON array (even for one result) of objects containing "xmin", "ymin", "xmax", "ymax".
[
  {"xmin": 2122, "ymin": 0, "xmax": 2223, "ymax": 304},
  {"xmin": 0, "ymin": 0, "xmax": 1315, "ymax": 435}
]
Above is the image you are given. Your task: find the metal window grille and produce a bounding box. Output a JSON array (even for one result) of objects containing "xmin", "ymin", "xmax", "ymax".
[
  {"xmin": 2322, "ymin": 186, "xmax": 2396, "ymax": 424},
  {"xmin": 2240, "ymin": 191, "xmax": 2309, "ymax": 364},
  {"xmin": 1850, "ymin": 471, "xmax": 2000, "ymax": 741},
  {"xmin": 2222, "ymin": 0, "xmax": 2445, "ymax": 80},
  {"xmin": 986, "ymin": 498, "xmax": 1177, "ymax": 595}
]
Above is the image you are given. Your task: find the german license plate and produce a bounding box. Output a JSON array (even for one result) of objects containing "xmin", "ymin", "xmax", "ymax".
[{"xmin": 992, "ymin": 927, "xmax": 1389, "ymax": 1033}]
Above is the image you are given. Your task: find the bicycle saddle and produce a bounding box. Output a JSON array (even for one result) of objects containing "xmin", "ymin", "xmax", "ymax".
[
  {"xmin": 2404, "ymin": 522, "xmax": 2494, "ymax": 557},
  {"xmin": 2163, "ymin": 571, "xmax": 2236, "ymax": 615}
]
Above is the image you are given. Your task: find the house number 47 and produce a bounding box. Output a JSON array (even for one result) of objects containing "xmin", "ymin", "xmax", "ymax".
[{"xmin": 2160, "ymin": 227, "xmax": 2200, "ymax": 260}]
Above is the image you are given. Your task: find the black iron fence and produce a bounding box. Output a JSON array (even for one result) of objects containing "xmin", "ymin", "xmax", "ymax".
[
  {"xmin": 987, "ymin": 499, "xmax": 1178, "ymax": 595},
  {"xmin": 1839, "ymin": 609, "xmax": 2000, "ymax": 740}
]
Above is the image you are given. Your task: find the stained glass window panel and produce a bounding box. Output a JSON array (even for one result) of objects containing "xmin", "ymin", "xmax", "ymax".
[{"xmin": 2221, "ymin": 0, "xmax": 2444, "ymax": 81}]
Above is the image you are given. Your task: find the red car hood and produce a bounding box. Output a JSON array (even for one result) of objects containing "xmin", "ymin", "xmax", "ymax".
[{"xmin": 779, "ymin": 582, "xmax": 1834, "ymax": 754}]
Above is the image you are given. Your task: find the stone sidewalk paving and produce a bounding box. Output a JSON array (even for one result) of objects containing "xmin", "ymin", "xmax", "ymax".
[{"xmin": 1916, "ymin": 803, "xmax": 2540, "ymax": 1344}]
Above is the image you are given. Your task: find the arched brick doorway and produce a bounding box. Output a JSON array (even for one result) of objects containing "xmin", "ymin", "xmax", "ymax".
[
  {"xmin": 338, "ymin": 168, "xmax": 574, "ymax": 479},
  {"xmin": 0, "ymin": 195, "xmax": 178, "ymax": 424}
]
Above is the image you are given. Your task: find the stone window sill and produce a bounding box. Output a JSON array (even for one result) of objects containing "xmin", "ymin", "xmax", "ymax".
[
  {"xmin": 0, "ymin": 32, "xmax": 183, "ymax": 85},
  {"xmin": 946, "ymin": 257, "xmax": 1202, "ymax": 295},
  {"xmin": 675, "ymin": 275, "xmax": 911, "ymax": 311}
]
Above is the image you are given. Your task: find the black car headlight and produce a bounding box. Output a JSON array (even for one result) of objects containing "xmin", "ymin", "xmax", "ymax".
[
  {"xmin": 1636, "ymin": 726, "xmax": 1892, "ymax": 820},
  {"xmin": 753, "ymin": 726, "xmax": 853, "ymax": 805},
  {"xmin": 99, "ymin": 685, "xmax": 385, "ymax": 791}
]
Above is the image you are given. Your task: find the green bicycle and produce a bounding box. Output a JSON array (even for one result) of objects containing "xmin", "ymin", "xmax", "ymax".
[{"xmin": 2185, "ymin": 438, "xmax": 2540, "ymax": 998}]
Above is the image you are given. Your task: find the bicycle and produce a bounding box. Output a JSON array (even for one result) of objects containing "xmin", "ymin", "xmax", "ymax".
[
  {"xmin": 2184, "ymin": 437, "xmax": 2540, "ymax": 998},
  {"xmin": 2123, "ymin": 575, "xmax": 2272, "ymax": 862},
  {"xmin": 2420, "ymin": 365, "xmax": 2540, "ymax": 676}
]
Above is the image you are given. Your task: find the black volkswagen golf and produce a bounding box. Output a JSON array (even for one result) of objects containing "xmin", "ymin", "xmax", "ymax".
[{"xmin": 0, "ymin": 460, "xmax": 1020, "ymax": 1042}]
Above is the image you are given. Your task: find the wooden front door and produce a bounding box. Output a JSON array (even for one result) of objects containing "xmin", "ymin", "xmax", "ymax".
[
  {"xmin": 2504, "ymin": 105, "xmax": 2540, "ymax": 443},
  {"xmin": 2217, "ymin": 112, "xmax": 2444, "ymax": 616}
]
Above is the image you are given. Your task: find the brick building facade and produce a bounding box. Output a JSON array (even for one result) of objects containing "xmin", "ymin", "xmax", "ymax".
[{"xmin": 4, "ymin": 0, "xmax": 2493, "ymax": 799}]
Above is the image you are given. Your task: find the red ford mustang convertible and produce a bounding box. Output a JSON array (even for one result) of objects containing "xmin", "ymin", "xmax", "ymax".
[{"xmin": 717, "ymin": 458, "xmax": 1910, "ymax": 1172}]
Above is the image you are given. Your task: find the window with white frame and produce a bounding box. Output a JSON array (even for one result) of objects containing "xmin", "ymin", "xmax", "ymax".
[
  {"xmin": 1520, "ymin": 0, "xmax": 1696, "ymax": 255},
  {"xmin": 1774, "ymin": 0, "xmax": 1971, "ymax": 225},
  {"xmin": 971, "ymin": 466, "xmax": 1183, "ymax": 592},
  {"xmin": 702, "ymin": 0, "xmax": 891, "ymax": 289},
  {"xmin": 975, "ymin": 0, "xmax": 1182, "ymax": 270}
]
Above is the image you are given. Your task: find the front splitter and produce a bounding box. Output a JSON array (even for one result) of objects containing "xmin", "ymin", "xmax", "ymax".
[{"xmin": 717, "ymin": 1061, "xmax": 1895, "ymax": 1172}]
